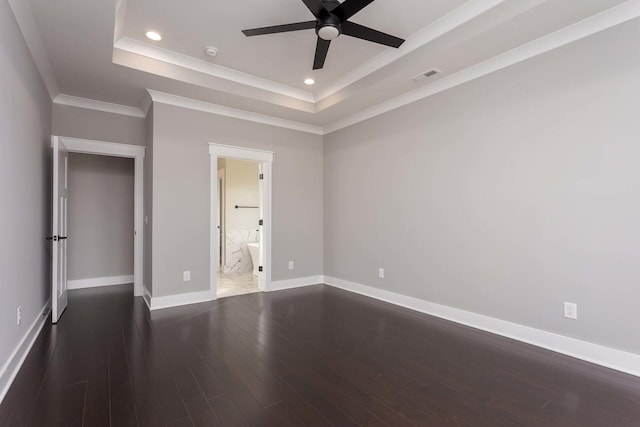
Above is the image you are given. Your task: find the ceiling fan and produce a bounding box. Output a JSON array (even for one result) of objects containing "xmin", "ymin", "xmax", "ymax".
[{"xmin": 242, "ymin": 0, "xmax": 405, "ymax": 70}]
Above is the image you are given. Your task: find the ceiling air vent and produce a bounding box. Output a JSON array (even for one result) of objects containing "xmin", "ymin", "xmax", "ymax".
[{"xmin": 412, "ymin": 68, "xmax": 442, "ymax": 82}]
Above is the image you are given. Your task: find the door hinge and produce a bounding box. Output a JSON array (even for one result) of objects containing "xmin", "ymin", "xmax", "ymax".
[
  {"xmin": 259, "ymin": 173, "xmax": 264, "ymax": 180},
  {"xmin": 258, "ymin": 266, "xmax": 263, "ymax": 272},
  {"xmin": 259, "ymin": 219, "xmax": 263, "ymax": 226}
]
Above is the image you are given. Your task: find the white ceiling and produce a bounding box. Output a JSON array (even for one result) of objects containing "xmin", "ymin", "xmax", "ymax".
[{"xmin": 22, "ymin": 0, "xmax": 640, "ymax": 131}]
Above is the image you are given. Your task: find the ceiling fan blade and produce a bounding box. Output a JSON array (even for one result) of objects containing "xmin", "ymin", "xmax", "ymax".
[
  {"xmin": 341, "ymin": 21, "xmax": 404, "ymax": 48},
  {"xmin": 242, "ymin": 21, "xmax": 316, "ymax": 36},
  {"xmin": 313, "ymin": 37, "xmax": 331, "ymax": 70},
  {"xmin": 332, "ymin": 0, "xmax": 375, "ymax": 21},
  {"xmin": 301, "ymin": 0, "xmax": 328, "ymax": 18}
]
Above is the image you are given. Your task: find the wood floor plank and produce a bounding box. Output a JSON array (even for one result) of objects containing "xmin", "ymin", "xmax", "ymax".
[
  {"xmin": 108, "ymin": 328, "xmax": 138, "ymax": 427},
  {"xmin": 81, "ymin": 341, "xmax": 110, "ymax": 427},
  {"xmin": 138, "ymin": 328, "xmax": 190, "ymax": 423},
  {"xmin": 208, "ymin": 394, "xmax": 249, "ymax": 427},
  {"xmin": 156, "ymin": 335, "xmax": 222, "ymax": 427},
  {"xmin": 26, "ymin": 327, "xmax": 75, "ymax": 427},
  {"xmin": 54, "ymin": 382, "xmax": 86, "ymax": 427},
  {"xmin": 123, "ymin": 323, "xmax": 167, "ymax": 427},
  {"xmin": 282, "ymin": 373, "xmax": 360, "ymax": 427}
]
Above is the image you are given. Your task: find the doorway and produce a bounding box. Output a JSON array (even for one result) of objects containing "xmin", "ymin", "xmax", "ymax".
[
  {"xmin": 50, "ymin": 136, "xmax": 145, "ymax": 323},
  {"xmin": 66, "ymin": 153, "xmax": 134, "ymax": 291},
  {"xmin": 210, "ymin": 144, "xmax": 273, "ymax": 298},
  {"xmin": 216, "ymin": 158, "xmax": 261, "ymax": 298}
]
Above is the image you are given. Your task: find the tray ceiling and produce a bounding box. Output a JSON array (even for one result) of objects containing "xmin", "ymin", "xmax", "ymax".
[{"xmin": 20, "ymin": 0, "xmax": 640, "ymax": 132}]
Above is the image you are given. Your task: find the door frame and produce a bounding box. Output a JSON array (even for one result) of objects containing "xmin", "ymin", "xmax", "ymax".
[
  {"xmin": 209, "ymin": 143, "xmax": 273, "ymax": 295},
  {"xmin": 53, "ymin": 136, "xmax": 146, "ymax": 297}
]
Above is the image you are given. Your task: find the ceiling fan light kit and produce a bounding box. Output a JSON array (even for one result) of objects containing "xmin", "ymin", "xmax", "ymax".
[
  {"xmin": 242, "ymin": 0, "xmax": 405, "ymax": 70},
  {"xmin": 317, "ymin": 24, "xmax": 340, "ymax": 40},
  {"xmin": 317, "ymin": 13, "xmax": 342, "ymax": 40}
]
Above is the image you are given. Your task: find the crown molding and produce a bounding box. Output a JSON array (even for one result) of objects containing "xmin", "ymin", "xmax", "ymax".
[
  {"xmin": 148, "ymin": 90, "xmax": 323, "ymax": 135},
  {"xmin": 8, "ymin": 0, "xmax": 59, "ymax": 100},
  {"xmin": 115, "ymin": 37, "xmax": 315, "ymax": 104},
  {"xmin": 54, "ymin": 94, "xmax": 146, "ymax": 118},
  {"xmin": 324, "ymin": 0, "xmax": 640, "ymax": 134},
  {"xmin": 315, "ymin": 0, "xmax": 507, "ymax": 102}
]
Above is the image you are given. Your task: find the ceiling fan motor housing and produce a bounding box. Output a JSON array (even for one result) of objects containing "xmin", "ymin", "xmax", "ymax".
[{"xmin": 316, "ymin": 14, "xmax": 342, "ymax": 40}]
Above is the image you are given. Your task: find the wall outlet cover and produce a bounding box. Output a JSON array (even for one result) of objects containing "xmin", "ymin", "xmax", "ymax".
[
  {"xmin": 288, "ymin": 261, "xmax": 294, "ymax": 270},
  {"xmin": 378, "ymin": 268, "xmax": 385, "ymax": 279},
  {"xmin": 183, "ymin": 271, "xmax": 191, "ymax": 281},
  {"xmin": 564, "ymin": 302, "xmax": 578, "ymax": 320}
]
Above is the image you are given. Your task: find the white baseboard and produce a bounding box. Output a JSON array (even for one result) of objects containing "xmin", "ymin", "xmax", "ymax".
[
  {"xmin": 0, "ymin": 299, "xmax": 50, "ymax": 404},
  {"xmin": 144, "ymin": 275, "xmax": 323, "ymax": 311},
  {"xmin": 268, "ymin": 275, "xmax": 324, "ymax": 292},
  {"xmin": 149, "ymin": 289, "xmax": 217, "ymax": 311},
  {"xmin": 67, "ymin": 275, "xmax": 134, "ymax": 290},
  {"xmin": 323, "ymin": 276, "xmax": 640, "ymax": 378}
]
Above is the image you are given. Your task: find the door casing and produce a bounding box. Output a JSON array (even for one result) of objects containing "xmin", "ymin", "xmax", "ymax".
[
  {"xmin": 209, "ymin": 143, "xmax": 273, "ymax": 295},
  {"xmin": 51, "ymin": 136, "xmax": 146, "ymax": 298}
]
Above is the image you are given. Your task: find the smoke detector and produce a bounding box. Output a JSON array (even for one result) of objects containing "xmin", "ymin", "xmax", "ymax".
[
  {"xmin": 412, "ymin": 68, "xmax": 441, "ymax": 82},
  {"xmin": 205, "ymin": 46, "xmax": 218, "ymax": 57}
]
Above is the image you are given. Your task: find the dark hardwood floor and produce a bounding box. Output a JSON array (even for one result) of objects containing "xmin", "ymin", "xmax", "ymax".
[{"xmin": 1, "ymin": 284, "xmax": 639, "ymax": 426}]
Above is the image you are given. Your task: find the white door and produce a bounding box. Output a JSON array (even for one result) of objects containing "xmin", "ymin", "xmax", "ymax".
[
  {"xmin": 217, "ymin": 169, "xmax": 225, "ymax": 272},
  {"xmin": 257, "ymin": 164, "xmax": 264, "ymax": 291},
  {"xmin": 51, "ymin": 136, "xmax": 69, "ymax": 323}
]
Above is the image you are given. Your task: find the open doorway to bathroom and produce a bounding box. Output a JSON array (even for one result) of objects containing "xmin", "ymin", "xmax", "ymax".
[{"xmin": 216, "ymin": 157, "xmax": 262, "ymax": 298}]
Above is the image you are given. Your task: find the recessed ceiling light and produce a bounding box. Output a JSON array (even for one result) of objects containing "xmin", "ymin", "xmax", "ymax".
[
  {"xmin": 145, "ymin": 31, "xmax": 162, "ymax": 41},
  {"xmin": 304, "ymin": 78, "xmax": 315, "ymax": 85}
]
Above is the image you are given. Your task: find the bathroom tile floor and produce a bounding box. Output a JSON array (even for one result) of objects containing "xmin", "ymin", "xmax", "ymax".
[{"xmin": 216, "ymin": 271, "xmax": 260, "ymax": 298}]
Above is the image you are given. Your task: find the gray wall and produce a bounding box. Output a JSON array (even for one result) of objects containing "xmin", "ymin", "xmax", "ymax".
[
  {"xmin": 52, "ymin": 103, "xmax": 145, "ymax": 146},
  {"xmin": 324, "ymin": 21, "xmax": 640, "ymax": 355},
  {"xmin": 151, "ymin": 103, "xmax": 323, "ymax": 297},
  {"xmin": 0, "ymin": 1, "xmax": 52, "ymax": 377},
  {"xmin": 67, "ymin": 153, "xmax": 134, "ymax": 280}
]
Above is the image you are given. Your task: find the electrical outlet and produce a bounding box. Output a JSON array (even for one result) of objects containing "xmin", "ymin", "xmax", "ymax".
[
  {"xmin": 288, "ymin": 261, "xmax": 294, "ymax": 270},
  {"xmin": 183, "ymin": 271, "xmax": 191, "ymax": 282},
  {"xmin": 564, "ymin": 302, "xmax": 577, "ymax": 320},
  {"xmin": 378, "ymin": 268, "xmax": 384, "ymax": 279},
  {"xmin": 17, "ymin": 306, "xmax": 22, "ymax": 326}
]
